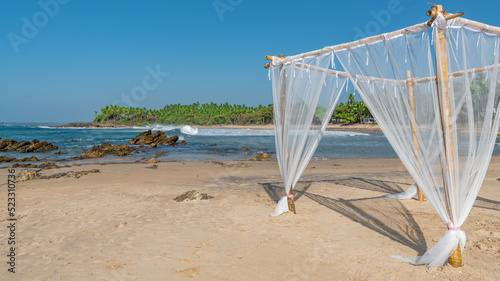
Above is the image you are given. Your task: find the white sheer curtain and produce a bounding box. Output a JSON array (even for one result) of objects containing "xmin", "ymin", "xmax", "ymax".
[
  {"xmin": 270, "ymin": 53, "xmax": 347, "ymax": 216},
  {"xmin": 333, "ymin": 15, "xmax": 500, "ymax": 268}
]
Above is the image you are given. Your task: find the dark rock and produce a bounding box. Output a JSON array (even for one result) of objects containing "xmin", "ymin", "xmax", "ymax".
[
  {"xmin": 53, "ymin": 151, "xmax": 65, "ymax": 154},
  {"xmin": 146, "ymin": 164, "xmax": 158, "ymax": 169},
  {"xmin": 0, "ymin": 155, "xmax": 39, "ymax": 163},
  {"xmin": 128, "ymin": 130, "xmax": 179, "ymax": 146},
  {"xmin": 179, "ymin": 140, "xmax": 186, "ymax": 145},
  {"xmin": 80, "ymin": 143, "xmax": 135, "ymax": 158},
  {"xmin": 146, "ymin": 158, "xmax": 159, "ymax": 164},
  {"xmin": 0, "ymin": 138, "xmax": 57, "ymax": 153},
  {"xmin": 16, "ymin": 170, "xmax": 40, "ymax": 182},
  {"xmin": 242, "ymin": 146, "xmax": 248, "ymax": 151},
  {"xmin": 248, "ymin": 153, "xmax": 271, "ymax": 161},
  {"xmin": 36, "ymin": 162, "xmax": 58, "ymax": 169},
  {"xmin": 38, "ymin": 169, "xmax": 100, "ymax": 179},
  {"xmin": 206, "ymin": 161, "xmax": 252, "ymax": 168},
  {"xmin": 174, "ymin": 190, "xmax": 214, "ymax": 202},
  {"xmin": 210, "ymin": 143, "xmax": 217, "ymax": 146},
  {"xmin": 148, "ymin": 143, "xmax": 157, "ymax": 148},
  {"xmin": 4, "ymin": 163, "xmax": 39, "ymax": 169},
  {"xmin": 154, "ymin": 151, "xmax": 165, "ymax": 157},
  {"xmin": 258, "ymin": 153, "xmax": 271, "ymax": 159}
]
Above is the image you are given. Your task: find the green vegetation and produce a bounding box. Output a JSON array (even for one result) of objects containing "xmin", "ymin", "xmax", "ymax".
[
  {"xmin": 93, "ymin": 95, "xmax": 372, "ymax": 126},
  {"xmin": 93, "ymin": 103, "xmax": 274, "ymax": 126},
  {"xmin": 332, "ymin": 94, "xmax": 372, "ymax": 124}
]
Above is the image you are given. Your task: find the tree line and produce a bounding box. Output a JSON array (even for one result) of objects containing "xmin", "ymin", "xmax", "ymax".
[{"xmin": 93, "ymin": 94, "xmax": 372, "ymax": 126}]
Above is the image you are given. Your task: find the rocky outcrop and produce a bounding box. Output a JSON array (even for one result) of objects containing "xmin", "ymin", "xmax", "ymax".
[
  {"xmin": 146, "ymin": 158, "xmax": 160, "ymax": 164},
  {"xmin": 0, "ymin": 138, "xmax": 58, "ymax": 153},
  {"xmin": 4, "ymin": 161, "xmax": 58, "ymax": 169},
  {"xmin": 248, "ymin": 153, "xmax": 271, "ymax": 161},
  {"xmin": 80, "ymin": 143, "xmax": 135, "ymax": 158},
  {"xmin": 154, "ymin": 151, "xmax": 165, "ymax": 157},
  {"xmin": 39, "ymin": 169, "xmax": 100, "ymax": 179},
  {"xmin": 174, "ymin": 190, "xmax": 214, "ymax": 202},
  {"xmin": 0, "ymin": 156, "xmax": 38, "ymax": 163},
  {"xmin": 128, "ymin": 130, "xmax": 179, "ymax": 146},
  {"xmin": 206, "ymin": 161, "xmax": 252, "ymax": 168},
  {"xmin": 15, "ymin": 170, "xmax": 39, "ymax": 182},
  {"xmin": 15, "ymin": 169, "xmax": 100, "ymax": 182}
]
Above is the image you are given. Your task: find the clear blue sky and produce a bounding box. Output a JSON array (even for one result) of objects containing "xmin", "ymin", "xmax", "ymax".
[{"xmin": 1, "ymin": 0, "xmax": 498, "ymax": 122}]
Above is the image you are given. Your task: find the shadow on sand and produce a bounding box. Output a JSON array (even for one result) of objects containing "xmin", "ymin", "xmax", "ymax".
[
  {"xmin": 474, "ymin": 196, "xmax": 500, "ymax": 211},
  {"xmin": 260, "ymin": 177, "xmax": 427, "ymax": 255}
]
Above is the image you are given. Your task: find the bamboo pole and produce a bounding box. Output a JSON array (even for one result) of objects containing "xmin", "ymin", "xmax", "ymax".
[
  {"xmin": 279, "ymin": 64, "xmax": 296, "ymax": 214},
  {"xmin": 454, "ymin": 17, "xmax": 500, "ymax": 35},
  {"xmin": 270, "ymin": 22, "xmax": 428, "ymax": 67},
  {"xmin": 287, "ymin": 61, "xmax": 499, "ymax": 85},
  {"xmin": 406, "ymin": 70, "xmax": 425, "ymax": 202},
  {"xmin": 430, "ymin": 4, "xmax": 462, "ymax": 268}
]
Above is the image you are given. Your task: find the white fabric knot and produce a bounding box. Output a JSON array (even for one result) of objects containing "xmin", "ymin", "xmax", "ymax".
[{"xmin": 432, "ymin": 12, "xmax": 448, "ymax": 30}]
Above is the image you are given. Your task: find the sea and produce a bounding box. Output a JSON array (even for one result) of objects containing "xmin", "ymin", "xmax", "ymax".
[{"xmin": 1, "ymin": 123, "xmax": 499, "ymax": 167}]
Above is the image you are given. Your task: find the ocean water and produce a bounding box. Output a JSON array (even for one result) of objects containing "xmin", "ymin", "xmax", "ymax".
[{"xmin": 1, "ymin": 123, "xmax": 499, "ymax": 166}]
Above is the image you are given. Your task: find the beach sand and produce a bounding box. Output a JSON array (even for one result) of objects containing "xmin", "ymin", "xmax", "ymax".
[{"xmin": 0, "ymin": 157, "xmax": 499, "ymax": 280}]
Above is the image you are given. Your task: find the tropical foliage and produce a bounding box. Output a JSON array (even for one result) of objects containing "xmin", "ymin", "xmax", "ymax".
[
  {"xmin": 93, "ymin": 96, "xmax": 373, "ymax": 126},
  {"xmin": 93, "ymin": 103, "xmax": 274, "ymax": 126},
  {"xmin": 332, "ymin": 94, "xmax": 372, "ymax": 123}
]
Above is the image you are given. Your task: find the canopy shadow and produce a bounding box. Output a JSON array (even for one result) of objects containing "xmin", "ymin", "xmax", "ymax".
[
  {"xmin": 474, "ymin": 196, "xmax": 500, "ymax": 211},
  {"xmin": 259, "ymin": 177, "xmax": 427, "ymax": 255}
]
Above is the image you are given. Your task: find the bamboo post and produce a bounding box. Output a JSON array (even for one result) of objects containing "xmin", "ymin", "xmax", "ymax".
[
  {"xmin": 429, "ymin": 4, "xmax": 462, "ymax": 268},
  {"xmin": 406, "ymin": 70, "xmax": 425, "ymax": 202},
  {"xmin": 278, "ymin": 60, "xmax": 296, "ymax": 214}
]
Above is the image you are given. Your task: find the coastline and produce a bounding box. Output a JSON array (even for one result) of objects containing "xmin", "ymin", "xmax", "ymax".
[
  {"xmin": 1, "ymin": 156, "xmax": 499, "ymax": 280},
  {"xmin": 55, "ymin": 122, "xmax": 383, "ymax": 132}
]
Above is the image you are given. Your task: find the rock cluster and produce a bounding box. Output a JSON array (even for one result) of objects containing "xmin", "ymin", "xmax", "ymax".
[
  {"xmin": 146, "ymin": 158, "xmax": 160, "ymax": 164},
  {"xmin": 248, "ymin": 153, "xmax": 271, "ymax": 161},
  {"xmin": 206, "ymin": 161, "xmax": 252, "ymax": 168},
  {"xmin": 5, "ymin": 161, "xmax": 58, "ymax": 169},
  {"xmin": 0, "ymin": 156, "xmax": 38, "ymax": 163},
  {"xmin": 128, "ymin": 130, "xmax": 179, "ymax": 146},
  {"xmin": 15, "ymin": 169, "xmax": 100, "ymax": 182},
  {"xmin": 80, "ymin": 143, "xmax": 135, "ymax": 158},
  {"xmin": 174, "ymin": 190, "xmax": 214, "ymax": 202},
  {"xmin": 0, "ymin": 137, "xmax": 58, "ymax": 153},
  {"xmin": 154, "ymin": 151, "xmax": 165, "ymax": 157}
]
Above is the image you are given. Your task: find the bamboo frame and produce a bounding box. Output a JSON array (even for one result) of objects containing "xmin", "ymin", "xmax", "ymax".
[
  {"xmin": 263, "ymin": 8, "xmax": 496, "ymax": 266},
  {"xmin": 406, "ymin": 70, "xmax": 425, "ymax": 202},
  {"xmin": 268, "ymin": 16, "xmax": 500, "ymax": 69},
  {"xmin": 430, "ymin": 4, "xmax": 462, "ymax": 268},
  {"xmin": 269, "ymin": 22, "xmax": 428, "ymax": 67},
  {"xmin": 289, "ymin": 61, "xmax": 497, "ymax": 86}
]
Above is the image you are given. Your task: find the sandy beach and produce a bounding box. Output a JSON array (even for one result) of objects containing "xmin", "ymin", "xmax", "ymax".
[{"xmin": 1, "ymin": 156, "xmax": 499, "ymax": 280}]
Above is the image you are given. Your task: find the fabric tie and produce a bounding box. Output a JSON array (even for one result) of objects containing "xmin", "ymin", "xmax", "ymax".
[
  {"xmin": 447, "ymin": 222, "xmax": 460, "ymax": 231},
  {"xmin": 284, "ymin": 194, "xmax": 294, "ymax": 198}
]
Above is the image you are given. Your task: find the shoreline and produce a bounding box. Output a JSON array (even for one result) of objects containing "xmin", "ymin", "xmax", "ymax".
[{"xmin": 54, "ymin": 122, "xmax": 383, "ymax": 132}]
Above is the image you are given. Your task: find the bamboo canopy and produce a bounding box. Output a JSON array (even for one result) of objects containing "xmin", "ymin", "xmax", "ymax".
[
  {"xmin": 265, "ymin": 15, "xmax": 500, "ymax": 68},
  {"xmin": 265, "ymin": 3, "xmax": 500, "ymax": 269}
]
